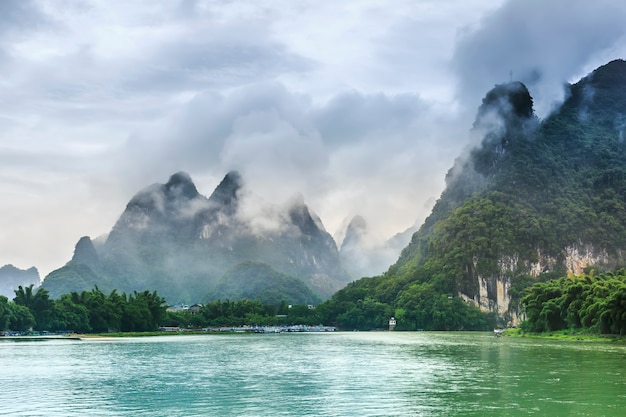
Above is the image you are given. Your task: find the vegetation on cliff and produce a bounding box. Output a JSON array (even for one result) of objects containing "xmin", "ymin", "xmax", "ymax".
[{"xmin": 319, "ymin": 60, "xmax": 626, "ymax": 330}]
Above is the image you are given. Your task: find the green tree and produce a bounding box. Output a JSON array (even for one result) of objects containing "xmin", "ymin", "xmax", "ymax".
[
  {"xmin": 120, "ymin": 290, "xmax": 166, "ymax": 332},
  {"xmin": 7, "ymin": 303, "xmax": 35, "ymax": 332},
  {"xmin": 521, "ymin": 271, "xmax": 626, "ymax": 335},
  {"xmin": 13, "ymin": 285, "xmax": 56, "ymax": 331},
  {"xmin": 0, "ymin": 295, "xmax": 10, "ymax": 330},
  {"xmin": 52, "ymin": 295, "xmax": 91, "ymax": 333}
]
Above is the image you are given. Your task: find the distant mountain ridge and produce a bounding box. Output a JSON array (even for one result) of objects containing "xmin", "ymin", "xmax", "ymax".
[
  {"xmin": 42, "ymin": 171, "xmax": 351, "ymax": 304},
  {"xmin": 322, "ymin": 59, "xmax": 626, "ymax": 330},
  {"xmin": 0, "ymin": 265, "xmax": 40, "ymax": 298},
  {"xmin": 338, "ymin": 215, "xmax": 417, "ymax": 278}
]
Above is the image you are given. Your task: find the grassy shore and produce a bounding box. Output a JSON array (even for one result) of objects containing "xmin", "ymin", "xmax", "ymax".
[{"xmin": 503, "ymin": 327, "xmax": 626, "ymax": 343}]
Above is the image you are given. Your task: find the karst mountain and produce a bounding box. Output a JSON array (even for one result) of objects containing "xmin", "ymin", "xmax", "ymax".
[
  {"xmin": 322, "ymin": 59, "xmax": 626, "ymax": 330},
  {"xmin": 42, "ymin": 171, "xmax": 351, "ymax": 304}
]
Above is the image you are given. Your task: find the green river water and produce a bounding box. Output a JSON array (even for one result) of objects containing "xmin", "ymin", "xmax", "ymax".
[{"xmin": 1, "ymin": 332, "xmax": 624, "ymax": 416}]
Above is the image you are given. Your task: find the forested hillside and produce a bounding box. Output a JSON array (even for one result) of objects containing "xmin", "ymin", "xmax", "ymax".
[{"xmin": 320, "ymin": 60, "xmax": 626, "ymax": 331}]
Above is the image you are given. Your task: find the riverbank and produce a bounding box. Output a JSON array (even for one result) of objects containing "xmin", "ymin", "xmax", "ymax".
[
  {"xmin": 0, "ymin": 335, "xmax": 81, "ymax": 341},
  {"xmin": 503, "ymin": 327, "xmax": 626, "ymax": 343},
  {"xmin": 77, "ymin": 324, "xmax": 336, "ymax": 338}
]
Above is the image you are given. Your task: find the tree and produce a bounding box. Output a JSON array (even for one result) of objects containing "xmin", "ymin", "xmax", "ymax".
[
  {"xmin": 120, "ymin": 290, "xmax": 166, "ymax": 332},
  {"xmin": 0, "ymin": 295, "xmax": 9, "ymax": 330},
  {"xmin": 521, "ymin": 271, "xmax": 626, "ymax": 334},
  {"xmin": 7, "ymin": 303, "xmax": 35, "ymax": 332},
  {"xmin": 53, "ymin": 294, "xmax": 91, "ymax": 333},
  {"xmin": 14, "ymin": 285, "xmax": 56, "ymax": 331}
]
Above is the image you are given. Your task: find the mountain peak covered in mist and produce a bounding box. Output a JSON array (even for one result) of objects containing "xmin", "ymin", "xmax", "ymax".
[
  {"xmin": 337, "ymin": 214, "xmax": 416, "ymax": 279},
  {"xmin": 42, "ymin": 170, "xmax": 351, "ymax": 303},
  {"xmin": 586, "ymin": 59, "xmax": 626, "ymax": 87},
  {"xmin": 71, "ymin": 236, "xmax": 100, "ymax": 269},
  {"xmin": 0, "ymin": 264, "xmax": 40, "ymax": 298},
  {"xmin": 562, "ymin": 59, "xmax": 626, "ymax": 120},
  {"xmin": 164, "ymin": 171, "xmax": 200, "ymax": 201},
  {"xmin": 340, "ymin": 215, "xmax": 367, "ymax": 251},
  {"xmin": 208, "ymin": 170, "xmax": 242, "ymax": 207},
  {"xmin": 475, "ymin": 81, "xmax": 534, "ymax": 124}
]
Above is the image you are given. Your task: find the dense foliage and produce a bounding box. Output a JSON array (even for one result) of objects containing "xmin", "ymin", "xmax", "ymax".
[
  {"xmin": 0, "ymin": 285, "xmax": 326, "ymax": 333},
  {"xmin": 521, "ymin": 270, "xmax": 626, "ymax": 335},
  {"xmin": 207, "ymin": 261, "xmax": 321, "ymax": 306},
  {"xmin": 1, "ymin": 285, "xmax": 166, "ymax": 333},
  {"xmin": 318, "ymin": 275, "xmax": 496, "ymax": 331},
  {"xmin": 319, "ymin": 60, "xmax": 626, "ymax": 329}
]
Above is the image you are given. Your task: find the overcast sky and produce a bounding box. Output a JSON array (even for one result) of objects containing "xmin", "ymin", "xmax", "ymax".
[{"xmin": 1, "ymin": 0, "xmax": 626, "ymax": 278}]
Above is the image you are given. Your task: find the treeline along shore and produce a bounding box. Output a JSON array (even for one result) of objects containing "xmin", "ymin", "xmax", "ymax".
[
  {"xmin": 0, "ymin": 285, "xmax": 329, "ymax": 335},
  {"xmin": 2, "ymin": 268, "xmax": 626, "ymax": 336}
]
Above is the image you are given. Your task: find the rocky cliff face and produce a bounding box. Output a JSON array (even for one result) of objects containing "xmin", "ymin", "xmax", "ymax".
[{"xmin": 462, "ymin": 243, "xmax": 621, "ymax": 326}]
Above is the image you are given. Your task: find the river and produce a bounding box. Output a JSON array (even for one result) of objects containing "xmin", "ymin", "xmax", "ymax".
[{"xmin": 1, "ymin": 332, "xmax": 624, "ymax": 416}]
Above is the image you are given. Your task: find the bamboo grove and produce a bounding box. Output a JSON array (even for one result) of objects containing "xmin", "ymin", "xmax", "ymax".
[{"xmin": 521, "ymin": 270, "xmax": 626, "ymax": 335}]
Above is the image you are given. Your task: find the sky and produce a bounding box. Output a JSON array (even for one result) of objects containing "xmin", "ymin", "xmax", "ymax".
[{"xmin": 1, "ymin": 0, "xmax": 626, "ymax": 279}]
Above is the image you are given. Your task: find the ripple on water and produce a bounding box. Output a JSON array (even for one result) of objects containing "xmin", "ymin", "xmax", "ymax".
[{"xmin": 1, "ymin": 333, "xmax": 625, "ymax": 416}]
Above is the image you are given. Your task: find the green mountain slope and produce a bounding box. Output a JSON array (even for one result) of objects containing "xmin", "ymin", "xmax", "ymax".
[
  {"xmin": 208, "ymin": 261, "xmax": 321, "ymax": 306},
  {"xmin": 320, "ymin": 59, "xmax": 626, "ymax": 330}
]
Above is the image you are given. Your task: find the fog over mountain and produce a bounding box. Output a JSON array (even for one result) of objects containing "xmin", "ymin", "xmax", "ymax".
[
  {"xmin": 42, "ymin": 171, "xmax": 351, "ymax": 303},
  {"xmin": 1, "ymin": 1, "xmax": 626, "ymax": 278},
  {"xmin": 0, "ymin": 265, "xmax": 40, "ymax": 298},
  {"xmin": 337, "ymin": 215, "xmax": 418, "ymax": 279}
]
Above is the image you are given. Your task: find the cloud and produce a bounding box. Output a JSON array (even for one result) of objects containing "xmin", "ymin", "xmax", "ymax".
[
  {"xmin": 452, "ymin": 0, "xmax": 626, "ymax": 117},
  {"xmin": 0, "ymin": 1, "xmax": 49, "ymax": 37},
  {"xmin": 118, "ymin": 81, "xmax": 460, "ymax": 244},
  {"xmin": 313, "ymin": 92, "xmax": 430, "ymax": 148},
  {"xmin": 121, "ymin": 83, "xmax": 322, "ymax": 186},
  {"xmin": 116, "ymin": 21, "xmax": 313, "ymax": 95},
  {"xmin": 1, "ymin": 0, "xmax": 625, "ymax": 280}
]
